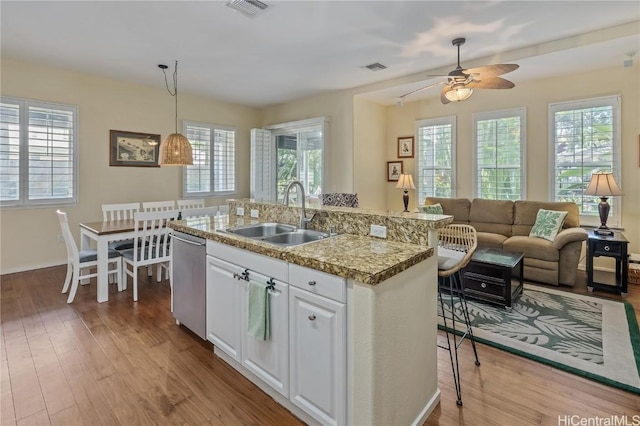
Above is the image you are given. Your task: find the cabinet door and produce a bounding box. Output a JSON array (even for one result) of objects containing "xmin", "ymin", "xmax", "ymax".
[
  {"xmin": 241, "ymin": 272, "xmax": 289, "ymax": 397},
  {"xmin": 206, "ymin": 255, "xmax": 244, "ymax": 362},
  {"xmin": 289, "ymin": 287, "xmax": 346, "ymax": 426}
]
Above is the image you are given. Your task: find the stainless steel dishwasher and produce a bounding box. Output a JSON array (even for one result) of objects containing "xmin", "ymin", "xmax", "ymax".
[{"xmin": 171, "ymin": 231, "xmax": 207, "ymax": 339}]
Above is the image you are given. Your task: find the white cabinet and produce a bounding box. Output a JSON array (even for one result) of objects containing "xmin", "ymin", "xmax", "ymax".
[
  {"xmin": 289, "ymin": 285, "xmax": 346, "ymax": 426},
  {"xmin": 206, "ymin": 255, "xmax": 244, "ymax": 362},
  {"xmin": 241, "ymin": 270, "xmax": 289, "ymax": 398},
  {"xmin": 206, "ymin": 249, "xmax": 289, "ymax": 398}
]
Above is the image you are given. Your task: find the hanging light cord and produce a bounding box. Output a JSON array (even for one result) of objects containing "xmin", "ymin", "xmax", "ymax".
[{"xmin": 161, "ymin": 61, "xmax": 179, "ymax": 134}]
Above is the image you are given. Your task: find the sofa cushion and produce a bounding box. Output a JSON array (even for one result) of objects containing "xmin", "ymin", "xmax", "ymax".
[
  {"xmin": 425, "ymin": 197, "xmax": 470, "ymax": 223},
  {"xmin": 469, "ymin": 198, "xmax": 514, "ymax": 236},
  {"xmin": 513, "ymin": 200, "xmax": 579, "ymax": 235},
  {"xmin": 422, "ymin": 203, "xmax": 443, "ymax": 214},
  {"xmin": 476, "ymin": 232, "xmax": 508, "ymax": 249},
  {"xmin": 529, "ymin": 209, "xmax": 568, "ymax": 241},
  {"xmin": 504, "ymin": 236, "xmax": 559, "ymax": 262}
]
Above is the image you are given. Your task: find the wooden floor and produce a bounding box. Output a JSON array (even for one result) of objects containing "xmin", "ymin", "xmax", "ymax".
[{"xmin": 1, "ymin": 267, "xmax": 639, "ymax": 426}]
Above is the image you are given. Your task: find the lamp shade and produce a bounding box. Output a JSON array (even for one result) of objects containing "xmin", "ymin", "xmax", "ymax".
[
  {"xmin": 395, "ymin": 173, "xmax": 416, "ymax": 190},
  {"xmin": 444, "ymin": 86, "xmax": 473, "ymax": 102},
  {"xmin": 159, "ymin": 133, "xmax": 193, "ymax": 166},
  {"xmin": 584, "ymin": 172, "xmax": 622, "ymax": 197}
]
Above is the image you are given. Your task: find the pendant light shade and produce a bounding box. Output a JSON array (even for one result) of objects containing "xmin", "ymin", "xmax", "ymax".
[
  {"xmin": 444, "ymin": 85, "xmax": 473, "ymax": 102},
  {"xmin": 159, "ymin": 61, "xmax": 193, "ymax": 166}
]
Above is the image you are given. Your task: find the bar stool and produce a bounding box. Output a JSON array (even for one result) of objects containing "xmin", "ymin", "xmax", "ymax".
[{"xmin": 437, "ymin": 224, "xmax": 480, "ymax": 406}]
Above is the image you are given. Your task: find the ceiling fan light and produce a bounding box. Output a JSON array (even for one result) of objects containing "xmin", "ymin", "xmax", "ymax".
[
  {"xmin": 159, "ymin": 133, "xmax": 193, "ymax": 165},
  {"xmin": 445, "ymin": 87, "xmax": 473, "ymax": 102}
]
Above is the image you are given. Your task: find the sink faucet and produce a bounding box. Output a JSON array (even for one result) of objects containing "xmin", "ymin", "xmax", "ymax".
[{"xmin": 283, "ymin": 181, "xmax": 311, "ymax": 229}]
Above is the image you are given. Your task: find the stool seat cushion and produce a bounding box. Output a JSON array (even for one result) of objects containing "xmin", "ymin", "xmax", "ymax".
[{"xmin": 438, "ymin": 247, "xmax": 466, "ymax": 271}]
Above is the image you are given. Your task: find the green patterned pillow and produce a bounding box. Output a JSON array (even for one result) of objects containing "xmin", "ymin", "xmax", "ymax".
[
  {"xmin": 422, "ymin": 203, "xmax": 444, "ymax": 214},
  {"xmin": 529, "ymin": 209, "xmax": 568, "ymax": 241}
]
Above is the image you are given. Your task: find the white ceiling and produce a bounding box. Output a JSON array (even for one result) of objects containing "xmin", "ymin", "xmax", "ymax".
[{"xmin": 1, "ymin": 1, "xmax": 639, "ymax": 107}]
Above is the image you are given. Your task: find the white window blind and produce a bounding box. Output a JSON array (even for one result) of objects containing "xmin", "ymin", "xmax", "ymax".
[
  {"xmin": 549, "ymin": 95, "xmax": 620, "ymax": 225},
  {"xmin": 0, "ymin": 97, "xmax": 78, "ymax": 207},
  {"xmin": 473, "ymin": 108, "xmax": 526, "ymax": 200},
  {"xmin": 416, "ymin": 116, "xmax": 455, "ymax": 205},
  {"xmin": 183, "ymin": 121, "xmax": 236, "ymax": 196},
  {"xmin": 250, "ymin": 128, "xmax": 273, "ymax": 201}
]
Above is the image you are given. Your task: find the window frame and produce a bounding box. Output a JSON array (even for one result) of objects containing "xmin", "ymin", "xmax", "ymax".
[
  {"xmin": 0, "ymin": 96, "xmax": 79, "ymax": 208},
  {"xmin": 182, "ymin": 120, "xmax": 237, "ymax": 198},
  {"xmin": 548, "ymin": 95, "xmax": 621, "ymax": 227},
  {"xmin": 415, "ymin": 115, "xmax": 456, "ymax": 206},
  {"xmin": 472, "ymin": 107, "xmax": 527, "ymax": 200}
]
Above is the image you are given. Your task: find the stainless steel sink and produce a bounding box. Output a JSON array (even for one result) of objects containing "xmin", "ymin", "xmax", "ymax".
[
  {"xmin": 262, "ymin": 229, "xmax": 331, "ymax": 247},
  {"xmin": 225, "ymin": 223, "xmax": 295, "ymax": 238},
  {"xmin": 223, "ymin": 223, "xmax": 333, "ymax": 247}
]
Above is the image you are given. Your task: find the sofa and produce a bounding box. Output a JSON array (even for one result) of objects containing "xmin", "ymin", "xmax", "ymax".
[{"xmin": 425, "ymin": 197, "xmax": 588, "ymax": 286}]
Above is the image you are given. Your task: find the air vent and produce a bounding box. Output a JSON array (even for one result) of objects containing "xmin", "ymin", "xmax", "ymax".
[
  {"xmin": 364, "ymin": 62, "xmax": 387, "ymax": 72},
  {"xmin": 226, "ymin": 0, "xmax": 269, "ymax": 17}
]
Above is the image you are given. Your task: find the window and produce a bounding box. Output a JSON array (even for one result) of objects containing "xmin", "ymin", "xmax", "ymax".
[
  {"xmin": 473, "ymin": 108, "xmax": 526, "ymax": 200},
  {"xmin": 183, "ymin": 121, "xmax": 236, "ymax": 196},
  {"xmin": 0, "ymin": 97, "xmax": 78, "ymax": 207},
  {"xmin": 415, "ymin": 116, "xmax": 455, "ymax": 205},
  {"xmin": 549, "ymin": 95, "xmax": 621, "ymax": 226}
]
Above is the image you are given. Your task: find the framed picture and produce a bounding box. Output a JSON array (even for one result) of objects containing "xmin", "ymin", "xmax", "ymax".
[
  {"xmin": 398, "ymin": 136, "xmax": 414, "ymax": 158},
  {"xmin": 387, "ymin": 161, "xmax": 403, "ymax": 181},
  {"xmin": 109, "ymin": 130, "xmax": 161, "ymax": 167}
]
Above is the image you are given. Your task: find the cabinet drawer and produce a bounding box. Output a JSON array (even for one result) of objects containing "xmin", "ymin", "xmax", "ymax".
[
  {"xmin": 463, "ymin": 272, "xmax": 505, "ymax": 298},
  {"xmin": 289, "ymin": 264, "xmax": 346, "ymax": 303},
  {"xmin": 592, "ymin": 241, "xmax": 622, "ymax": 256}
]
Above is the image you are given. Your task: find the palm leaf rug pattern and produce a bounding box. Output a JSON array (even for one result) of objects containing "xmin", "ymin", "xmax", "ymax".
[{"xmin": 438, "ymin": 284, "xmax": 640, "ymax": 394}]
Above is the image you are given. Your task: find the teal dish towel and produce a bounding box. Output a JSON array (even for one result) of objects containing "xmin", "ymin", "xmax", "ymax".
[{"xmin": 248, "ymin": 280, "xmax": 270, "ymax": 341}]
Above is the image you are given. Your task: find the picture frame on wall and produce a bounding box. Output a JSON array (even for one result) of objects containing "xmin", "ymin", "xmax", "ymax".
[
  {"xmin": 109, "ymin": 130, "xmax": 161, "ymax": 167},
  {"xmin": 387, "ymin": 161, "xmax": 403, "ymax": 181},
  {"xmin": 397, "ymin": 136, "xmax": 414, "ymax": 158}
]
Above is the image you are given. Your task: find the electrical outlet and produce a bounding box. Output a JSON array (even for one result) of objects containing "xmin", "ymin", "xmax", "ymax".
[
  {"xmin": 57, "ymin": 234, "xmax": 64, "ymax": 244},
  {"xmin": 370, "ymin": 224, "xmax": 387, "ymax": 239},
  {"xmin": 250, "ymin": 209, "xmax": 259, "ymax": 218},
  {"xmin": 236, "ymin": 207, "xmax": 245, "ymax": 216}
]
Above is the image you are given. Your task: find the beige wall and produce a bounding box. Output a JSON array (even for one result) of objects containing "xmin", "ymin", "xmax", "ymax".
[
  {"xmin": 0, "ymin": 59, "xmax": 261, "ymax": 273},
  {"xmin": 382, "ymin": 64, "xmax": 640, "ymax": 253}
]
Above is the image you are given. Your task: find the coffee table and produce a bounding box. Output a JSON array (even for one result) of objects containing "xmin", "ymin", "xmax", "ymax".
[{"xmin": 462, "ymin": 247, "xmax": 525, "ymax": 311}]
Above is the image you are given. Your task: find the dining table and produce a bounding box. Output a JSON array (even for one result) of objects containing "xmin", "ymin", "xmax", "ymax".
[{"xmin": 79, "ymin": 219, "xmax": 136, "ymax": 303}]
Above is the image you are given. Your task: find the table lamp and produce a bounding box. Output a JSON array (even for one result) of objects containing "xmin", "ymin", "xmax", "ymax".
[
  {"xmin": 395, "ymin": 173, "xmax": 416, "ymax": 212},
  {"xmin": 584, "ymin": 171, "xmax": 622, "ymax": 236}
]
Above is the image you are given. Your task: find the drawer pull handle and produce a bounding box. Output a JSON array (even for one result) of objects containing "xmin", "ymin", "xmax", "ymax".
[
  {"xmin": 604, "ymin": 246, "xmax": 610, "ymax": 252},
  {"xmin": 481, "ymin": 282, "xmax": 487, "ymax": 289},
  {"xmin": 308, "ymin": 280, "xmax": 317, "ymax": 286},
  {"xmin": 308, "ymin": 315, "xmax": 316, "ymax": 321}
]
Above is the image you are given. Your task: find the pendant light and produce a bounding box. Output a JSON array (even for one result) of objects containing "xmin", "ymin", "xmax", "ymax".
[{"xmin": 158, "ymin": 61, "xmax": 193, "ymax": 165}]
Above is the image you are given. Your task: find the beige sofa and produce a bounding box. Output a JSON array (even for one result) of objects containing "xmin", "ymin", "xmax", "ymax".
[{"xmin": 425, "ymin": 197, "xmax": 588, "ymax": 287}]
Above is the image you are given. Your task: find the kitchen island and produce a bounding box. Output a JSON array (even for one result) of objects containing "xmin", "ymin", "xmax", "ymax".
[{"xmin": 170, "ymin": 201, "xmax": 452, "ymax": 426}]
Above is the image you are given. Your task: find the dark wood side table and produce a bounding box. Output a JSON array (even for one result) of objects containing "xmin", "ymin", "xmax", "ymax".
[
  {"xmin": 586, "ymin": 230, "xmax": 629, "ymax": 296},
  {"xmin": 462, "ymin": 248, "xmax": 525, "ymax": 311}
]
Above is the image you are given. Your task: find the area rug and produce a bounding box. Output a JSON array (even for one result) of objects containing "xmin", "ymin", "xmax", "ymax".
[{"xmin": 438, "ymin": 283, "xmax": 640, "ymax": 394}]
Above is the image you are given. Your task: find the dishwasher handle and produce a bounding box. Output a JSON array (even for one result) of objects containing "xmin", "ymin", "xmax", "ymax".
[{"xmin": 172, "ymin": 235, "xmax": 206, "ymax": 246}]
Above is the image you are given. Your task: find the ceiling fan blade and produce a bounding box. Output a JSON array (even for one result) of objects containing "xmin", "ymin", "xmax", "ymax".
[
  {"xmin": 466, "ymin": 76, "xmax": 515, "ymax": 89},
  {"xmin": 440, "ymin": 86, "xmax": 452, "ymax": 105},
  {"xmin": 463, "ymin": 64, "xmax": 519, "ymax": 77},
  {"xmin": 399, "ymin": 81, "xmax": 444, "ymax": 99}
]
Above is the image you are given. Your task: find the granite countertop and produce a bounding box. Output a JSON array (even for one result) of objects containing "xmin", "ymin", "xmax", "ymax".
[{"xmin": 169, "ymin": 215, "xmax": 435, "ymax": 285}]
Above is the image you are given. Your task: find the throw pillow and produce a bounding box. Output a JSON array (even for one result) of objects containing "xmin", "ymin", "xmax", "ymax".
[
  {"xmin": 422, "ymin": 203, "xmax": 444, "ymax": 215},
  {"xmin": 529, "ymin": 209, "xmax": 568, "ymax": 242}
]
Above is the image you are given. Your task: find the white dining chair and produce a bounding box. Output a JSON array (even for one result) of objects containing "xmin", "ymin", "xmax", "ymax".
[
  {"xmin": 181, "ymin": 206, "xmax": 219, "ymax": 218},
  {"xmin": 102, "ymin": 202, "xmax": 140, "ymax": 251},
  {"xmin": 121, "ymin": 210, "xmax": 178, "ymax": 301},
  {"xmin": 176, "ymin": 199, "xmax": 205, "ymax": 210},
  {"xmin": 142, "ymin": 200, "xmax": 176, "ymax": 212},
  {"xmin": 57, "ymin": 210, "xmax": 123, "ymax": 303}
]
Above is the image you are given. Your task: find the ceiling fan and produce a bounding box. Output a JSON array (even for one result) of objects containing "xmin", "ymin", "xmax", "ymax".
[{"xmin": 398, "ymin": 37, "xmax": 519, "ymax": 105}]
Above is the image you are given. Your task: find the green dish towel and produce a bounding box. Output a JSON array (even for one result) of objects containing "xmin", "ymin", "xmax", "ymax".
[{"xmin": 248, "ymin": 280, "xmax": 270, "ymax": 341}]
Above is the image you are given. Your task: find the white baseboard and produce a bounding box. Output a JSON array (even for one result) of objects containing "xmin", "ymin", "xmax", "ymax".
[
  {"xmin": 1, "ymin": 261, "xmax": 65, "ymax": 276},
  {"xmin": 410, "ymin": 388, "xmax": 441, "ymax": 426}
]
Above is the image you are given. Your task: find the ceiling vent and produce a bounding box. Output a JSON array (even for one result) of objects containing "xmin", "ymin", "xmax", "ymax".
[
  {"xmin": 364, "ymin": 62, "xmax": 388, "ymax": 71},
  {"xmin": 226, "ymin": 0, "xmax": 269, "ymax": 17}
]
